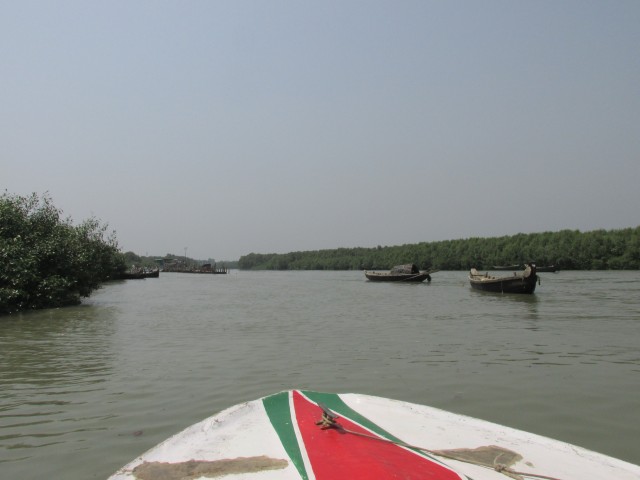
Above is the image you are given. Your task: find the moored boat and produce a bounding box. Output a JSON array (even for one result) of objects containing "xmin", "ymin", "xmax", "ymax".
[
  {"xmin": 364, "ymin": 264, "xmax": 435, "ymax": 282},
  {"xmin": 107, "ymin": 389, "xmax": 640, "ymax": 480},
  {"xmin": 163, "ymin": 263, "xmax": 228, "ymax": 274},
  {"xmin": 469, "ymin": 263, "xmax": 538, "ymax": 294},
  {"xmin": 118, "ymin": 268, "xmax": 159, "ymax": 279},
  {"xmin": 536, "ymin": 265, "xmax": 559, "ymax": 273},
  {"xmin": 491, "ymin": 264, "xmax": 522, "ymax": 271}
]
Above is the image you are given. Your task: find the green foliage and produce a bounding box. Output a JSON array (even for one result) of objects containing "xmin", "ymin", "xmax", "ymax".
[
  {"xmin": 0, "ymin": 192, "xmax": 126, "ymax": 315},
  {"xmin": 122, "ymin": 251, "xmax": 161, "ymax": 269},
  {"xmin": 238, "ymin": 227, "xmax": 640, "ymax": 271}
]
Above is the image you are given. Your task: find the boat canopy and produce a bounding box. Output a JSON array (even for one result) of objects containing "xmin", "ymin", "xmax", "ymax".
[{"xmin": 390, "ymin": 264, "xmax": 420, "ymax": 274}]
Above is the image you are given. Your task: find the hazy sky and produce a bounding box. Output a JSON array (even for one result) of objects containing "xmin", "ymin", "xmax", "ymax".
[{"xmin": 2, "ymin": 1, "xmax": 639, "ymax": 260}]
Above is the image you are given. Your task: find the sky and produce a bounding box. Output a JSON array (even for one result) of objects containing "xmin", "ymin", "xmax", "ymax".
[{"xmin": 2, "ymin": 1, "xmax": 639, "ymax": 261}]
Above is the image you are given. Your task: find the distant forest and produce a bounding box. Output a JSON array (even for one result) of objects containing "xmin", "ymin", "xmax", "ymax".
[
  {"xmin": 122, "ymin": 251, "xmax": 238, "ymax": 270},
  {"xmin": 237, "ymin": 227, "xmax": 640, "ymax": 271}
]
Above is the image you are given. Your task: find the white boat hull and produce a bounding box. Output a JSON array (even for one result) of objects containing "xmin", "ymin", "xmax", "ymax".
[{"xmin": 108, "ymin": 390, "xmax": 640, "ymax": 480}]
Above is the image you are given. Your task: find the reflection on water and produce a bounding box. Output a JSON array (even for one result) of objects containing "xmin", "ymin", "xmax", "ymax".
[{"xmin": 1, "ymin": 270, "xmax": 639, "ymax": 480}]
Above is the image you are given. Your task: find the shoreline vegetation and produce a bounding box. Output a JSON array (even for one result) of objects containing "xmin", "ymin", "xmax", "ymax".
[
  {"xmin": 1, "ymin": 192, "xmax": 126, "ymax": 315},
  {"xmin": 237, "ymin": 227, "xmax": 640, "ymax": 271},
  {"xmin": 2, "ymin": 191, "xmax": 639, "ymax": 315}
]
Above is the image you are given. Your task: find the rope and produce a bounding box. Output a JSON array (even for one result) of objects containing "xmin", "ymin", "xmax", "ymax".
[{"xmin": 315, "ymin": 407, "xmax": 563, "ymax": 480}]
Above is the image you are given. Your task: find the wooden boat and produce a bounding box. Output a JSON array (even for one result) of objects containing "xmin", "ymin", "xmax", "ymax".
[
  {"xmin": 469, "ymin": 263, "xmax": 538, "ymax": 294},
  {"xmin": 118, "ymin": 271, "xmax": 145, "ymax": 280},
  {"xmin": 491, "ymin": 264, "xmax": 522, "ymax": 271},
  {"xmin": 536, "ymin": 265, "xmax": 559, "ymax": 273},
  {"xmin": 493, "ymin": 264, "xmax": 559, "ymax": 273},
  {"xmin": 118, "ymin": 268, "xmax": 159, "ymax": 280},
  {"xmin": 141, "ymin": 268, "xmax": 160, "ymax": 278},
  {"xmin": 364, "ymin": 264, "xmax": 434, "ymax": 282},
  {"xmin": 163, "ymin": 263, "xmax": 228, "ymax": 274},
  {"xmin": 108, "ymin": 389, "xmax": 640, "ymax": 480}
]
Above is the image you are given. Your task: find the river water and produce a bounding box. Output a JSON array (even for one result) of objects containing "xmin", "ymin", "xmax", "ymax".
[{"xmin": 1, "ymin": 270, "xmax": 639, "ymax": 479}]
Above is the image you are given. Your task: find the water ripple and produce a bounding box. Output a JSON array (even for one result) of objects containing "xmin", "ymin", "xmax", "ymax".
[{"xmin": 1, "ymin": 270, "xmax": 639, "ymax": 479}]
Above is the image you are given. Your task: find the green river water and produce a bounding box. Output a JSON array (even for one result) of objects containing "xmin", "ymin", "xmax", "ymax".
[{"xmin": 1, "ymin": 270, "xmax": 639, "ymax": 479}]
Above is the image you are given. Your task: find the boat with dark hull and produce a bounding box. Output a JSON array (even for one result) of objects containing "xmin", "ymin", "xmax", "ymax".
[
  {"xmin": 163, "ymin": 263, "xmax": 228, "ymax": 274},
  {"xmin": 142, "ymin": 268, "xmax": 160, "ymax": 278},
  {"xmin": 365, "ymin": 264, "xmax": 435, "ymax": 283},
  {"xmin": 118, "ymin": 268, "xmax": 160, "ymax": 279},
  {"xmin": 469, "ymin": 263, "xmax": 538, "ymax": 294},
  {"xmin": 536, "ymin": 265, "xmax": 559, "ymax": 273}
]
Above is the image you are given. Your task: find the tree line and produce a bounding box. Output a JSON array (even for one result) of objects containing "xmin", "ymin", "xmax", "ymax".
[
  {"xmin": 237, "ymin": 227, "xmax": 640, "ymax": 271},
  {"xmin": 1, "ymin": 192, "xmax": 126, "ymax": 315},
  {"xmin": 3, "ymin": 191, "xmax": 639, "ymax": 315}
]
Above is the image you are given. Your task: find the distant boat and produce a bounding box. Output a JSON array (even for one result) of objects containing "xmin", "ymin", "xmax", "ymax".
[
  {"xmin": 491, "ymin": 264, "xmax": 522, "ymax": 271},
  {"xmin": 118, "ymin": 268, "xmax": 159, "ymax": 280},
  {"xmin": 163, "ymin": 263, "xmax": 228, "ymax": 274},
  {"xmin": 469, "ymin": 263, "xmax": 538, "ymax": 294},
  {"xmin": 118, "ymin": 271, "xmax": 145, "ymax": 280},
  {"xmin": 196, "ymin": 263, "xmax": 228, "ymax": 274},
  {"xmin": 142, "ymin": 268, "xmax": 160, "ymax": 278},
  {"xmin": 536, "ymin": 265, "xmax": 559, "ymax": 273},
  {"xmin": 364, "ymin": 264, "xmax": 436, "ymax": 283}
]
